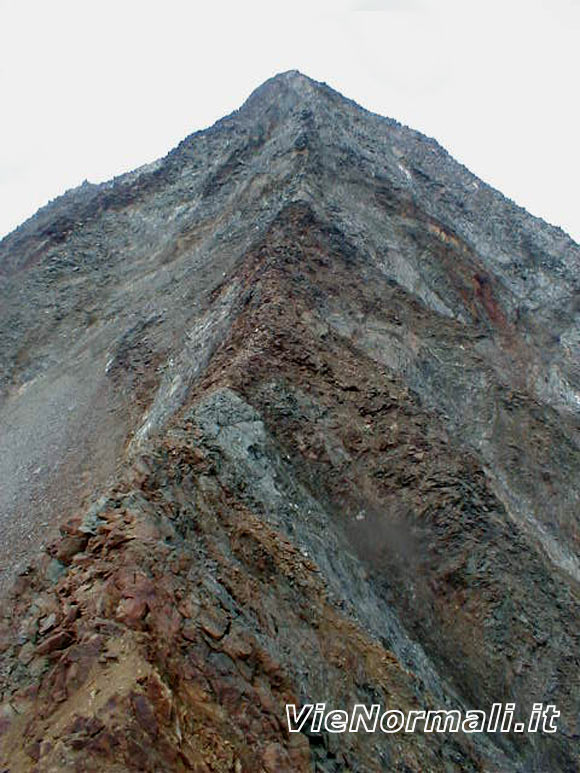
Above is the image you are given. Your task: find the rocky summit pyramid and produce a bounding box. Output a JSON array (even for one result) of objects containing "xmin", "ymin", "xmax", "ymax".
[{"xmin": 0, "ymin": 70, "xmax": 579, "ymax": 771}]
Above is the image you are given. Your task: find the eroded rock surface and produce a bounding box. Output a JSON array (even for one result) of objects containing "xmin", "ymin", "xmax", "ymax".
[{"xmin": 0, "ymin": 71, "xmax": 579, "ymax": 771}]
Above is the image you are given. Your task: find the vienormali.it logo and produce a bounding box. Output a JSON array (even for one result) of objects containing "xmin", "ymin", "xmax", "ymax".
[{"xmin": 285, "ymin": 703, "xmax": 560, "ymax": 735}]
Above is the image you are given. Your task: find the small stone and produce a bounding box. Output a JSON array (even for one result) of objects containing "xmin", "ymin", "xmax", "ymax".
[
  {"xmin": 29, "ymin": 657, "xmax": 49, "ymax": 677},
  {"xmin": 199, "ymin": 608, "xmax": 229, "ymax": 640},
  {"xmin": 115, "ymin": 597, "xmax": 148, "ymax": 626},
  {"xmin": 46, "ymin": 559, "xmax": 67, "ymax": 584},
  {"xmin": 62, "ymin": 605, "xmax": 79, "ymax": 627},
  {"xmin": 221, "ymin": 628, "xmax": 253, "ymax": 659},
  {"xmin": 182, "ymin": 622, "xmax": 197, "ymax": 642},
  {"xmin": 38, "ymin": 613, "xmax": 57, "ymax": 635},
  {"xmin": 56, "ymin": 534, "xmax": 89, "ymax": 564},
  {"xmin": 18, "ymin": 641, "xmax": 36, "ymax": 665},
  {"xmin": 36, "ymin": 630, "xmax": 73, "ymax": 655},
  {"xmin": 262, "ymin": 742, "xmax": 289, "ymax": 772}
]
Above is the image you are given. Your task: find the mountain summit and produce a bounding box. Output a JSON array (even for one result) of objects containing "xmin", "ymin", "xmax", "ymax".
[{"xmin": 0, "ymin": 72, "xmax": 578, "ymax": 771}]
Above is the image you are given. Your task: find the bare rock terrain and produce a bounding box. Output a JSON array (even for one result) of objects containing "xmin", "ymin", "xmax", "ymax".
[{"xmin": 0, "ymin": 71, "xmax": 579, "ymax": 771}]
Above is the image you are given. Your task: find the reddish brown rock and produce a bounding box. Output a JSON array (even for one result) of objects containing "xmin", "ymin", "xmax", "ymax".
[
  {"xmin": 56, "ymin": 534, "xmax": 90, "ymax": 565},
  {"xmin": 36, "ymin": 629, "xmax": 73, "ymax": 655}
]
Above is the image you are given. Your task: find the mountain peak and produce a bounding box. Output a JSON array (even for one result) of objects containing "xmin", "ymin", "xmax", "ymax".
[
  {"xmin": 233, "ymin": 69, "xmax": 327, "ymax": 122},
  {"xmin": 0, "ymin": 71, "xmax": 579, "ymax": 772},
  {"xmin": 256, "ymin": 68, "xmax": 318, "ymax": 90}
]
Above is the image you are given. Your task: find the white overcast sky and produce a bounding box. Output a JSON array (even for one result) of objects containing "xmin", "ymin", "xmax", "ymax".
[{"xmin": 1, "ymin": 0, "xmax": 579, "ymax": 242}]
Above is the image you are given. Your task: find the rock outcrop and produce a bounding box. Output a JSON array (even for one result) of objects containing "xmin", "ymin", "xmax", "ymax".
[{"xmin": 0, "ymin": 71, "xmax": 578, "ymax": 771}]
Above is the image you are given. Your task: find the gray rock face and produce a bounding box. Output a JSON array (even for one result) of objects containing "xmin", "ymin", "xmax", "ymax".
[{"xmin": 0, "ymin": 71, "xmax": 578, "ymax": 771}]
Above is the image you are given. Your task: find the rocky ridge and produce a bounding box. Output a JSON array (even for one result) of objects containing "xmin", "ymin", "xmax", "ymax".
[{"xmin": 0, "ymin": 71, "xmax": 579, "ymax": 771}]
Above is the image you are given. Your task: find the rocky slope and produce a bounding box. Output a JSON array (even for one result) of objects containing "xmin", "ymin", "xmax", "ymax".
[{"xmin": 0, "ymin": 71, "xmax": 578, "ymax": 771}]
